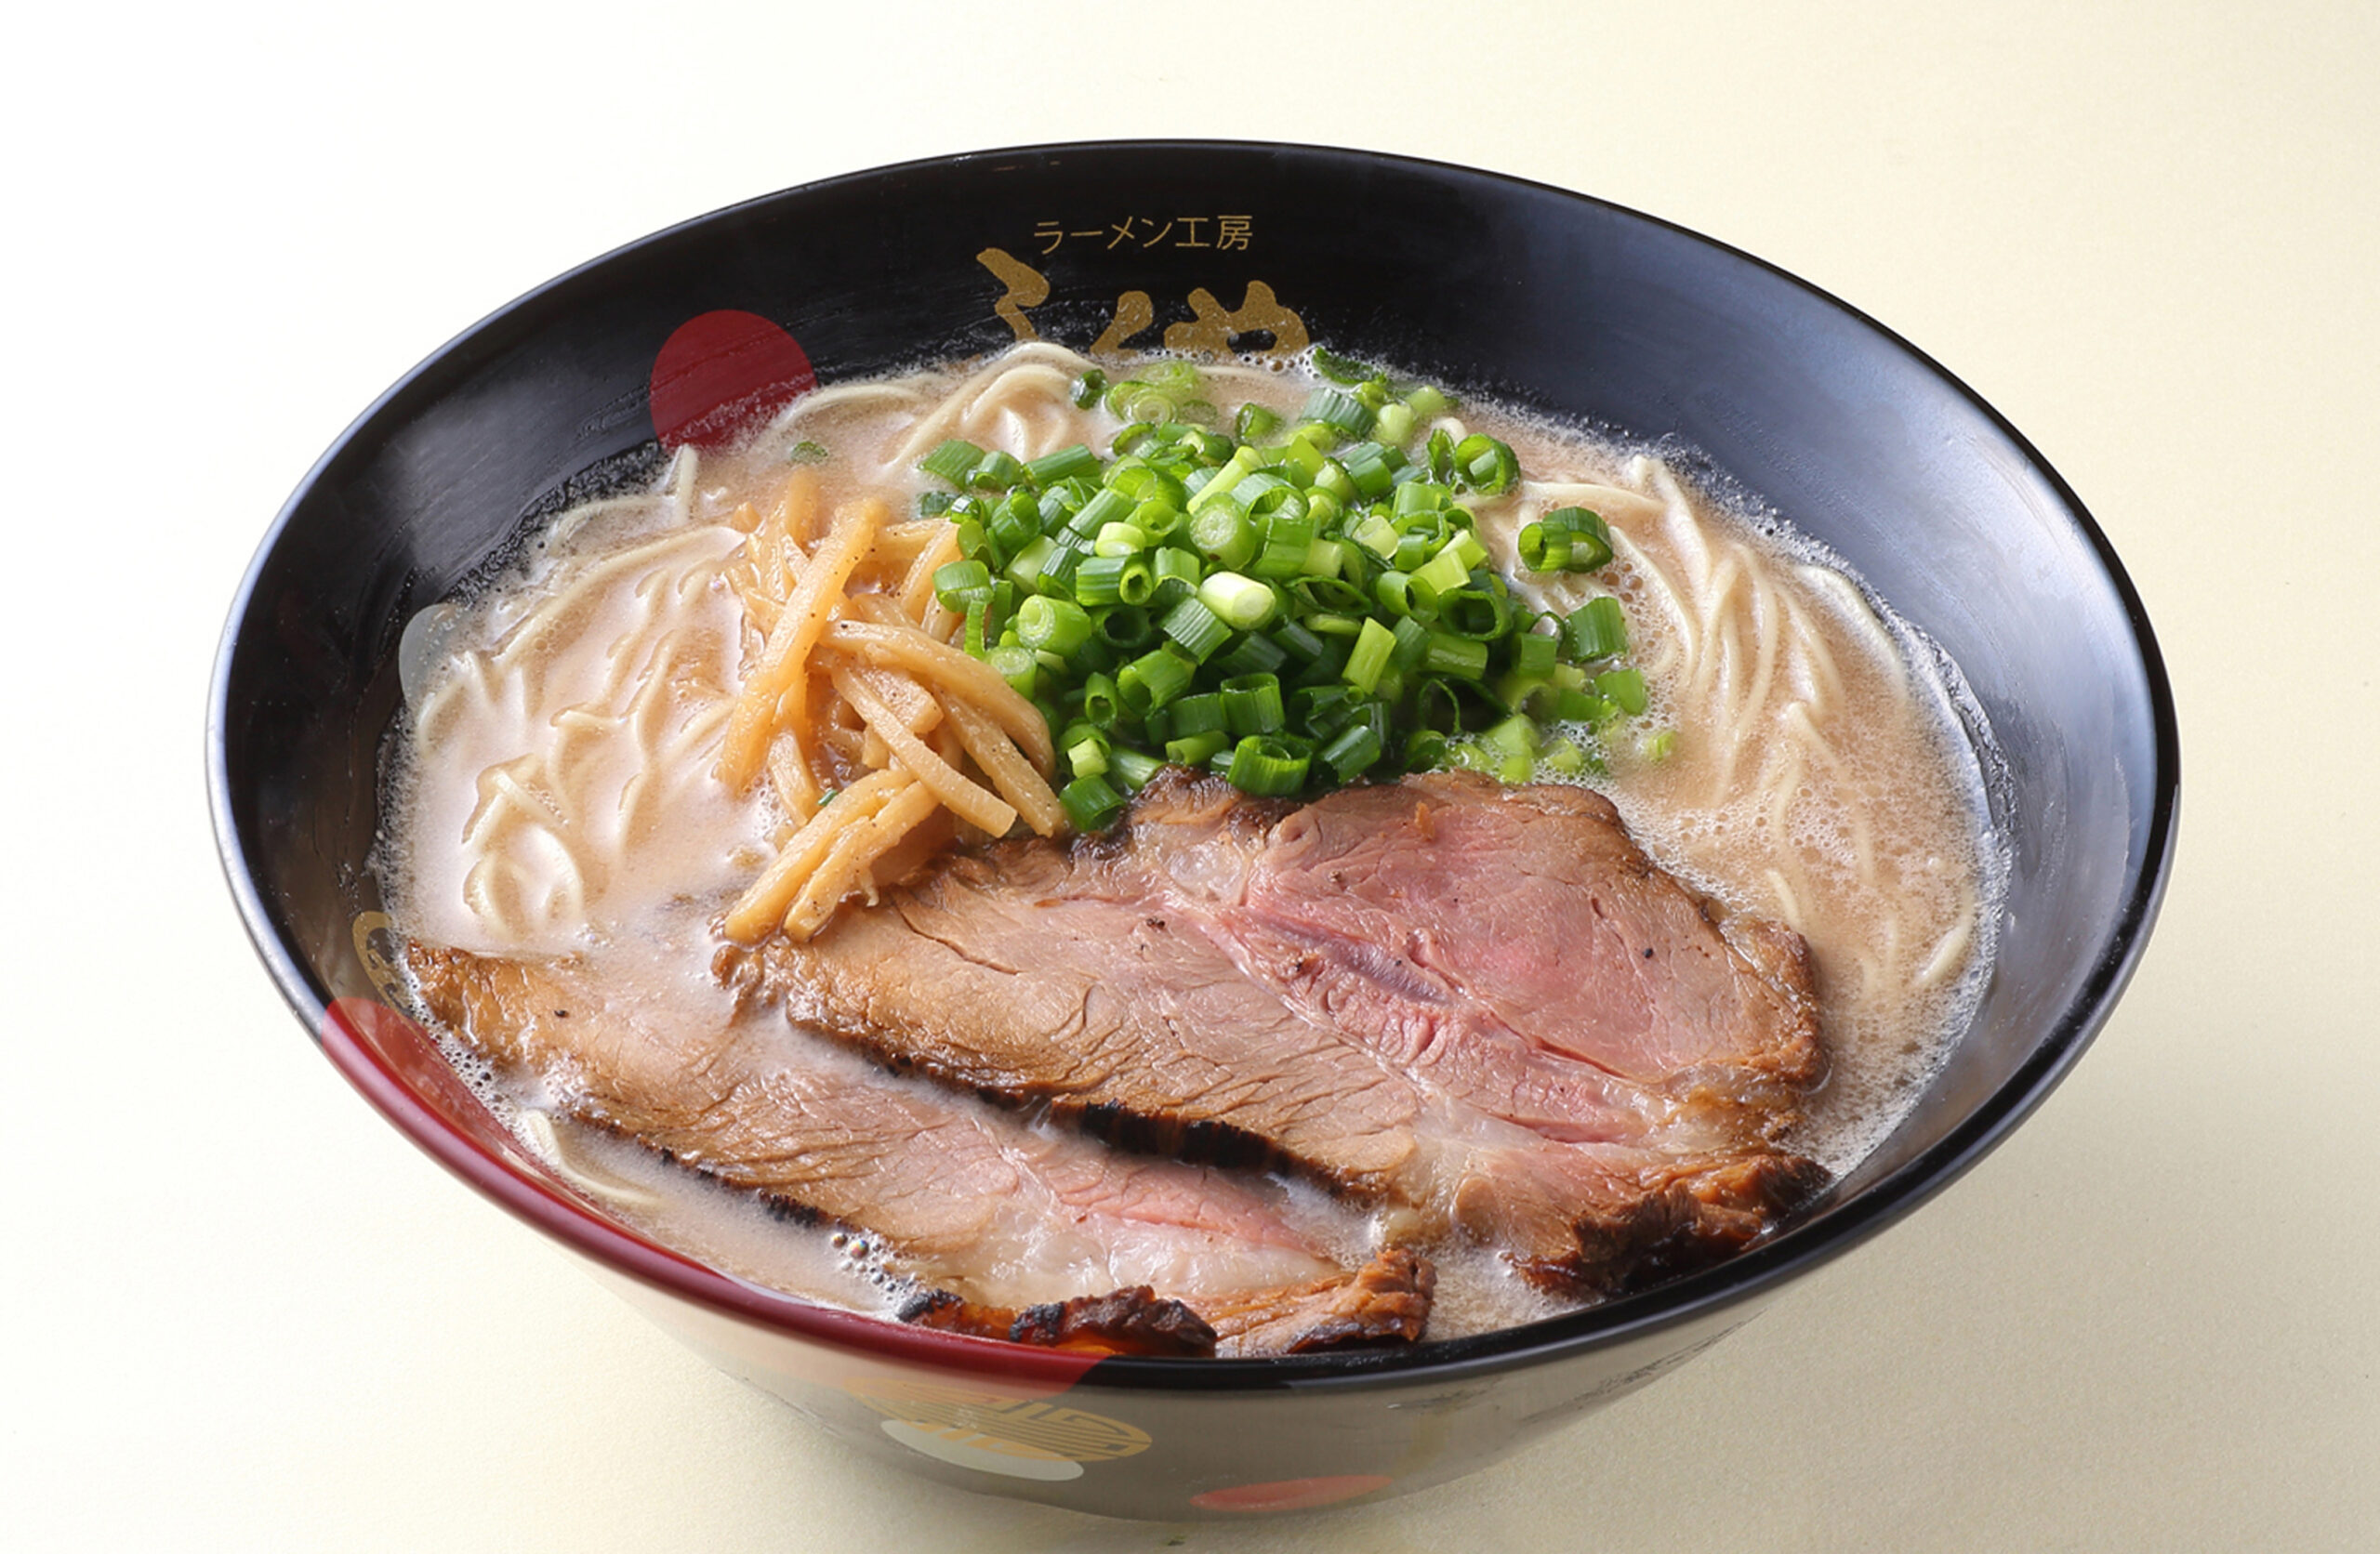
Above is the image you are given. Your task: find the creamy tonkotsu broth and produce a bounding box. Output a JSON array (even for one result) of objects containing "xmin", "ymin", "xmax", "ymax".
[{"xmin": 384, "ymin": 342, "xmax": 2000, "ymax": 1338}]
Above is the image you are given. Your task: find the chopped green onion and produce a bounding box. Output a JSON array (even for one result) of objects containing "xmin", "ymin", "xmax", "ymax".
[
  {"xmin": 1196, "ymin": 571, "xmax": 1276, "ymax": 632},
  {"xmin": 1004, "ymin": 533, "xmax": 1055, "ymax": 593},
  {"xmin": 915, "ymin": 348, "xmax": 1653, "ymax": 823},
  {"xmin": 985, "ymin": 501, "xmax": 1039, "ymax": 560},
  {"xmin": 1451, "ymin": 434, "xmax": 1518, "ymax": 494},
  {"xmin": 1150, "ymin": 546, "xmax": 1202, "ymax": 606},
  {"xmin": 1410, "ymin": 541, "xmax": 1471, "ymax": 599},
  {"xmin": 1303, "ymin": 387, "xmax": 1376, "ymax": 438},
  {"xmin": 1066, "ymin": 487, "xmax": 1134, "ymax": 539},
  {"xmin": 1274, "ymin": 434, "xmax": 1327, "ymax": 481},
  {"xmin": 1152, "ymin": 596, "xmax": 1224, "ymax": 661},
  {"xmin": 1168, "ymin": 691, "xmax": 1227, "ymax": 738},
  {"xmin": 1494, "ymin": 670, "xmax": 1557, "ymax": 719},
  {"xmin": 1109, "ymin": 747, "xmax": 1164, "ymax": 789},
  {"xmin": 1030, "ymin": 536, "xmax": 1088, "ymax": 597},
  {"xmin": 1343, "ymin": 617, "xmax": 1396, "ymax": 694},
  {"xmin": 1026, "ymin": 443, "xmax": 1101, "ymax": 487},
  {"xmin": 1109, "ymin": 464, "xmax": 1184, "ymax": 505},
  {"xmin": 1562, "ymin": 596, "xmax": 1629, "ymax": 661},
  {"xmin": 1118, "ymin": 645, "xmax": 1198, "ymax": 713},
  {"xmin": 1290, "ymin": 575, "xmax": 1370, "ymax": 615},
  {"xmin": 1350, "ymin": 511, "xmax": 1400, "ymax": 560},
  {"xmin": 968, "ymin": 450, "xmax": 1026, "ymax": 491},
  {"xmin": 1016, "ymin": 596, "xmax": 1094, "ymax": 657},
  {"xmin": 1594, "ymin": 666, "xmax": 1648, "ymax": 716},
  {"xmin": 1187, "ymin": 506, "xmax": 1257, "ymax": 572},
  {"xmin": 1092, "ymin": 521, "xmax": 1148, "ymax": 559},
  {"xmin": 1226, "ymin": 735, "xmax": 1312, "ymax": 797},
  {"xmin": 1061, "ymin": 773, "xmax": 1128, "ymax": 832},
  {"xmin": 1080, "ymin": 671, "xmax": 1123, "ymax": 729},
  {"xmin": 1212, "ymin": 631, "xmax": 1289, "ymax": 678},
  {"xmin": 1423, "ymin": 633, "xmax": 1491, "ymax": 679},
  {"xmin": 1425, "ymin": 428, "xmax": 1456, "ymax": 484},
  {"xmin": 1236, "ymin": 472, "xmax": 1302, "ymax": 519},
  {"xmin": 787, "ymin": 440, "xmax": 832, "ymax": 464},
  {"xmin": 1269, "ymin": 617, "xmax": 1329, "ymax": 664},
  {"xmin": 920, "ymin": 439, "xmax": 985, "ymax": 485},
  {"xmin": 1290, "ymin": 683, "xmax": 1358, "ymax": 736},
  {"xmin": 1556, "ymin": 688, "xmax": 1615, "ymax": 724},
  {"xmin": 1338, "ymin": 441, "xmax": 1397, "ymax": 499},
  {"xmin": 1073, "ymin": 555, "xmax": 1141, "ymax": 609},
  {"xmin": 1165, "ymin": 729, "xmax": 1229, "ymax": 767},
  {"xmin": 1130, "ymin": 497, "xmax": 1186, "ymax": 545},
  {"xmin": 1518, "ymin": 507, "xmax": 1614, "ymax": 573},
  {"xmin": 1320, "ymin": 721, "xmax": 1384, "ymax": 780},
  {"xmin": 1243, "ymin": 512, "xmax": 1313, "ymax": 580},
  {"xmin": 1092, "ymin": 604, "xmax": 1157, "ymax": 652},
  {"xmin": 1311, "ymin": 348, "xmax": 1374, "ymax": 385},
  {"xmin": 1509, "ymin": 630, "xmax": 1559, "ymax": 677},
  {"xmin": 1485, "ymin": 713, "xmax": 1540, "ymax": 762},
  {"xmin": 1221, "ymin": 673, "xmax": 1287, "ymax": 737},
  {"xmin": 985, "ymin": 645, "xmax": 1039, "ymax": 699},
  {"xmin": 1539, "ymin": 737, "xmax": 1590, "ymax": 776},
  {"xmin": 1411, "ymin": 677, "xmax": 1464, "ymax": 734},
  {"xmin": 933, "ymin": 560, "xmax": 994, "ymax": 613},
  {"xmin": 1435, "ymin": 576, "xmax": 1512, "ymax": 640},
  {"xmin": 1187, "ymin": 448, "xmax": 1260, "ymax": 514}
]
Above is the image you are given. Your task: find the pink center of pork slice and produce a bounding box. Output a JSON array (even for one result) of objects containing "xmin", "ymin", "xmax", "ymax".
[{"xmin": 1202, "ymin": 777, "xmax": 1813, "ymax": 1148}]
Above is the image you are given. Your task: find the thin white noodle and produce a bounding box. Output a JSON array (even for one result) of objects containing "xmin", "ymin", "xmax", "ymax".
[
  {"xmin": 1914, "ymin": 895, "xmax": 1978, "ymax": 989},
  {"xmin": 1519, "ymin": 480, "xmax": 1668, "ymax": 526},
  {"xmin": 1800, "ymin": 562, "xmax": 1911, "ymax": 699},
  {"xmin": 492, "ymin": 527, "xmax": 731, "ymax": 677},
  {"xmin": 546, "ymin": 493, "xmax": 667, "ymax": 548},
  {"xmin": 886, "ymin": 344, "xmax": 1102, "ymax": 468}
]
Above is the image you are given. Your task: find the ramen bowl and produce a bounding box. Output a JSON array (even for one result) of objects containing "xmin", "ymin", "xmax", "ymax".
[{"xmin": 209, "ymin": 142, "xmax": 2177, "ymax": 1520}]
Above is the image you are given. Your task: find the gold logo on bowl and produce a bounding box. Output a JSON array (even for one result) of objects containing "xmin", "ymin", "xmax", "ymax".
[{"xmin": 974, "ymin": 248, "xmax": 1307, "ymax": 357}]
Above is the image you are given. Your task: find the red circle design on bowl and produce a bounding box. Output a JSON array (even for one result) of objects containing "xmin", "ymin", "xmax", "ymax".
[
  {"xmin": 649, "ymin": 309, "xmax": 815, "ymax": 449},
  {"xmin": 1189, "ymin": 1474, "xmax": 1394, "ymax": 1512}
]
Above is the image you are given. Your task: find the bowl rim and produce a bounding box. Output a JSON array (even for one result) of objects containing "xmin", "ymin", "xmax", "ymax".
[{"xmin": 208, "ymin": 137, "xmax": 2181, "ymax": 1393}]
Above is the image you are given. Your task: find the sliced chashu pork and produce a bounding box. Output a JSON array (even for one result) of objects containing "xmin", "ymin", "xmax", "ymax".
[
  {"xmin": 727, "ymin": 770, "xmax": 1827, "ymax": 1293},
  {"xmin": 408, "ymin": 945, "xmax": 1430, "ymax": 1357}
]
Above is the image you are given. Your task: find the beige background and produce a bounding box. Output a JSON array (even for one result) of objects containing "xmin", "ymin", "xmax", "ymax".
[{"xmin": 5, "ymin": 1, "xmax": 2373, "ymax": 1548}]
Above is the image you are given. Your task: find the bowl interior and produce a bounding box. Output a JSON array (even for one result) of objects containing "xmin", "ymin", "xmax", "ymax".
[{"xmin": 212, "ymin": 141, "xmax": 2176, "ymax": 1381}]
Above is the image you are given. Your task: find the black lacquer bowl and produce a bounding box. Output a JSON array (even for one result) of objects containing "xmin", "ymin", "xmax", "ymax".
[{"xmin": 210, "ymin": 143, "xmax": 2177, "ymax": 1519}]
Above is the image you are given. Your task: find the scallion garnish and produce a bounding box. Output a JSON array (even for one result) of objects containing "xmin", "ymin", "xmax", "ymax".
[
  {"xmin": 1061, "ymin": 772, "xmax": 1128, "ymax": 831},
  {"xmin": 1226, "ymin": 735, "xmax": 1312, "ymax": 797},
  {"xmin": 912, "ymin": 353, "xmax": 1658, "ymax": 816},
  {"xmin": 1562, "ymin": 597, "xmax": 1629, "ymax": 662},
  {"xmin": 920, "ymin": 439, "xmax": 985, "ymax": 486},
  {"xmin": 1517, "ymin": 507, "xmax": 1615, "ymax": 573}
]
